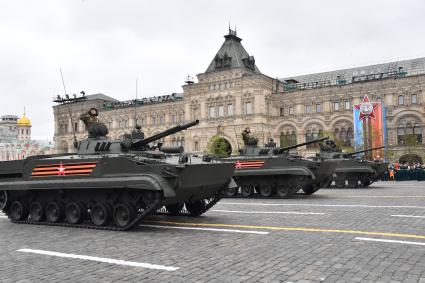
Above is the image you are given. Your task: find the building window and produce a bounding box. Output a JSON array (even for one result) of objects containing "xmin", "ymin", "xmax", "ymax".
[
  {"xmin": 245, "ymin": 102, "xmax": 252, "ymax": 115},
  {"xmin": 398, "ymin": 123, "xmax": 422, "ymax": 145},
  {"xmin": 227, "ymin": 104, "xmax": 234, "ymax": 116},
  {"xmin": 334, "ymin": 127, "xmax": 353, "ymax": 146},
  {"xmin": 280, "ymin": 131, "xmax": 297, "ymax": 147},
  {"xmin": 334, "ymin": 101, "xmax": 340, "ymax": 111},
  {"xmin": 412, "ymin": 94, "xmax": 417, "ymax": 104},
  {"xmin": 280, "ymin": 108, "xmax": 285, "ymax": 116},
  {"xmin": 209, "ymin": 106, "xmax": 216, "ymax": 118},
  {"xmin": 151, "ymin": 114, "xmax": 157, "ymax": 126},
  {"xmin": 171, "ymin": 114, "xmax": 176, "ymax": 124},
  {"xmin": 306, "ymin": 129, "xmax": 324, "ymax": 148},
  {"xmin": 398, "ymin": 95, "xmax": 404, "ymax": 105},
  {"xmin": 194, "ymin": 141, "xmax": 200, "ymax": 151},
  {"xmin": 26, "ymin": 129, "xmax": 29, "ymax": 135},
  {"xmin": 106, "ymin": 119, "xmax": 113, "ymax": 129},
  {"xmin": 179, "ymin": 112, "xmax": 184, "ymax": 122},
  {"xmin": 159, "ymin": 114, "xmax": 165, "ymax": 125},
  {"xmin": 218, "ymin": 105, "xmax": 224, "ymax": 117},
  {"xmin": 289, "ymin": 107, "xmax": 294, "ymax": 115},
  {"xmin": 316, "ymin": 104, "xmax": 321, "ymax": 113},
  {"xmin": 305, "ymin": 105, "xmax": 311, "ymax": 114},
  {"xmin": 74, "ymin": 122, "xmax": 78, "ymax": 132},
  {"xmin": 344, "ymin": 100, "xmax": 351, "ymax": 110}
]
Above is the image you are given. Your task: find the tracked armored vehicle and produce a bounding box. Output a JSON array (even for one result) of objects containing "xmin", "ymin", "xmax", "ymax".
[
  {"xmin": 0, "ymin": 109, "xmax": 236, "ymax": 231},
  {"xmin": 221, "ymin": 134, "xmax": 339, "ymax": 198},
  {"xmin": 318, "ymin": 140, "xmax": 388, "ymax": 188}
]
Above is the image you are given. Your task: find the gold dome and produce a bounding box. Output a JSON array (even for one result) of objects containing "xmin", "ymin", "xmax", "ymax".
[{"xmin": 17, "ymin": 114, "xmax": 31, "ymax": 126}]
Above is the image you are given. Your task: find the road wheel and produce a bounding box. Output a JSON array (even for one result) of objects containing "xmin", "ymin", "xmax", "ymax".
[
  {"xmin": 9, "ymin": 200, "xmax": 29, "ymax": 221},
  {"xmin": 302, "ymin": 184, "xmax": 319, "ymax": 195},
  {"xmin": 347, "ymin": 177, "xmax": 358, "ymax": 188},
  {"xmin": 165, "ymin": 203, "xmax": 184, "ymax": 215},
  {"xmin": 66, "ymin": 202, "xmax": 86, "ymax": 224},
  {"xmin": 90, "ymin": 202, "xmax": 110, "ymax": 226},
  {"xmin": 276, "ymin": 184, "xmax": 289, "ymax": 198},
  {"xmin": 0, "ymin": 191, "xmax": 7, "ymax": 210},
  {"xmin": 30, "ymin": 201, "xmax": 46, "ymax": 222},
  {"xmin": 185, "ymin": 200, "xmax": 206, "ymax": 217},
  {"xmin": 240, "ymin": 184, "xmax": 254, "ymax": 197},
  {"xmin": 113, "ymin": 203, "xmax": 136, "ymax": 228},
  {"xmin": 46, "ymin": 201, "xmax": 65, "ymax": 223},
  {"xmin": 335, "ymin": 176, "xmax": 345, "ymax": 188},
  {"xmin": 360, "ymin": 180, "xmax": 371, "ymax": 187},
  {"xmin": 223, "ymin": 187, "xmax": 238, "ymax": 197},
  {"xmin": 258, "ymin": 184, "xmax": 273, "ymax": 197}
]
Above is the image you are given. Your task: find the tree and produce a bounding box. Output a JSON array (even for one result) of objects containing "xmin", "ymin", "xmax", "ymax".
[
  {"xmin": 404, "ymin": 134, "xmax": 420, "ymax": 154},
  {"xmin": 206, "ymin": 135, "xmax": 231, "ymax": 157}
]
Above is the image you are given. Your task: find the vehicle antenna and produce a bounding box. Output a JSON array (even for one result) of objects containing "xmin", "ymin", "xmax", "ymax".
[
  {"xmin": 134, "ymin": 76, "xmax": 138, "ymax": 127},
  {"xmin": 231, "ymin": 119, "xmax": 240, "ymax": 152},
  {"xmin": 60, "ymin": 68, "xmax": 78, "ymax": 148}
]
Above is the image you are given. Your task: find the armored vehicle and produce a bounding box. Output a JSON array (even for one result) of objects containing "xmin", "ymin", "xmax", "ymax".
[
  {"xmin": 221, "ymin": 132, "xmax": 339, "ymax": 198},
  {"xmin": 0, "ymin": 109, "xmax": 236, "ymax": 231},
  {"xmin": 318, "ymin": 140, "xmax": 387, "ymax": 188}
]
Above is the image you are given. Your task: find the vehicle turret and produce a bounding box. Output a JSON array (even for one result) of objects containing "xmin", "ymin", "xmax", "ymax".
[{"xmin": 76, "ymin": 110, "xmax": 199, "ymax": 155}]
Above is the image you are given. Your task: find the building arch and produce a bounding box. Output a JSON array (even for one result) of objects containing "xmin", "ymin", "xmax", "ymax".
[
  {"xmin": 277, "ymin": 123, "xmax": 298, "ymax": 147},
  {"xmin": 208, "ymin": 135, "xmax": 233, "ymax": 156},
  {"xmin": 303, "ymin": 122, "xmax": 325, "ymax": 148},
  {"xmin": 302, "ymin": 118, "xmax": 326, "ymax": 130},
  {"xmin": 396, "ymin": 114, "xmax": 423, "ymax": 145},
  {"xmin": 330, "ymin": 118, "xmax": 354, "ymax": 146},
  {"xmin": 275, "ymin": 120, "xmax": 298, "ymax": 135},
  {"xmin": 214, "ymin": 133, "xmax": 237, "ymax": 154},
  {"xmin": 328, "ymin": 115, "xmax": 353, "ymax": 129}
]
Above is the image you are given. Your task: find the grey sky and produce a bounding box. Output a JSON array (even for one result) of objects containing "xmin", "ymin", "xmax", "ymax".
[{"xmin": 1, "ymin": 0, "xmax": 424, "ymax": 140}]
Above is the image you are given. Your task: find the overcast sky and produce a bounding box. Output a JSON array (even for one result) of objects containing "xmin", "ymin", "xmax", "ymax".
[{"xmin": 1, "ymin": 0, "xmax": 425, "ymax": 140}]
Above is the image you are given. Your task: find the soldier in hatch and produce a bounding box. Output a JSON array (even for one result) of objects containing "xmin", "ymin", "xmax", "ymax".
[{"xmin": 80, "ymin": 107, "xmax": 109, "ymax": 138}]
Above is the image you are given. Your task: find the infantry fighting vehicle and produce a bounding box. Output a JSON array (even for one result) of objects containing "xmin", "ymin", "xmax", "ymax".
[
  {"xmin": 318, "ymin": 140, "xmax": 387, "ymax": 188},
  {"xmin": 221, "ymin": 134, "xmax": 339, "ymax": 198},
  {"xmin": 0, "ymin": 109, "xmax": 236, "ymax": 231}
]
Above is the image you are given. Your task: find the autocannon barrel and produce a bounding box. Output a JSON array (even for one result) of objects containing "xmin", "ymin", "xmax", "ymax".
[
  {"xmin": 276, "ymin": 136, "xmax": 329, "ymax": 154},
  {"xmin": 343, "ymin": 145, "xmax": 385, "ymax": 158},
  {"xmin": 133, "ymin": 120, "xmax": 199, "ymax": 148}
]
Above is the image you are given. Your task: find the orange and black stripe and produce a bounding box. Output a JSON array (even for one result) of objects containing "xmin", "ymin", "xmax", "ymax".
[
  {"xmin": 235, "ymin": 160, "xmax": 265, "ymax": 169},
  {"xmin": 31, "ymin": 162, "xmax": 97, "ymax": 177}
]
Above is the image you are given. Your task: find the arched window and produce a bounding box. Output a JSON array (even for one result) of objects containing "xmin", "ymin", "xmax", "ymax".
[
  {"xmin": 279, "ymin": 128, "xmax": 297, "ymax": 147},
  {"xmin": 333, "ymin": 122, "xmax": 354, "ymax": 146},
  {"xmin": 151, "ymin": 113, "xmax": 157, "ymax": 126},
  {"xmin": 334, "ymin": 128, "xmax": 340, "ymax": 141},
  {"xmin": 159, "ymin": 113, "xmax": 165, "ymax": 125},
  {"xmin": 397, "ymin": 119, "xmax": 422, "ymax": 145},
  {"xmin": 398, "ymin": 95, "xmax": 404, "ymax": 105},
  {"xmin": 340, "ymin": 128, "xmax": 347, "ymax": 143},
  {"xmin": 171, "ymin": 112, "xmax": 177, "ymax": 124},
  {"xmin": 305, "ymin": 124, "xmax": 324, "ymax": 148},
  {"xmin": 347, "ymin": 127, "xmax": 353, "ymax": 146},
  {"xmin": 179, "ymin": 112, "xmax": 184, "ymax": 123}
]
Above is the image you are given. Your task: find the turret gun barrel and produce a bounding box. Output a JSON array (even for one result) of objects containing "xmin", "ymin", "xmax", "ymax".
[
  {"xmin": 343, "ymin": 145, "xmax": 385, "ymax": 158},
  {"xmin": 276, "ymin": 136, "xmax": 329, "ymax": 154},
  {"xmin": 133, "ymin": 120, "xmax": 199, "ymax": 148}
]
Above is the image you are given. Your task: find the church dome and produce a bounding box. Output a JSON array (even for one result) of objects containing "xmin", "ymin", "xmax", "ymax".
[{"xmin": 17, "ymin": 114, "xmax": 31, "ymax": 126}]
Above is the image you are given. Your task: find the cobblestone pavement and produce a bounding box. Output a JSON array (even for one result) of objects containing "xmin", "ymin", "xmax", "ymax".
[{"xmin": 2, "ymin": 181, "xmax": 425, "ymax": 282}]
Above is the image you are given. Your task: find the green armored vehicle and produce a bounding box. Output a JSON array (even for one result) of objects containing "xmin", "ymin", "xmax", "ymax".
[
  {"xmin": 220, "ymin": 128, "xmax": 338, "ymax": 198},
  {"xmin": 318, "ymin": 140, "xmax": 387, "ymax": 188},
  {"xmin": 0, "ymin": 108, "xmax": 236, "ymax": 231}
]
